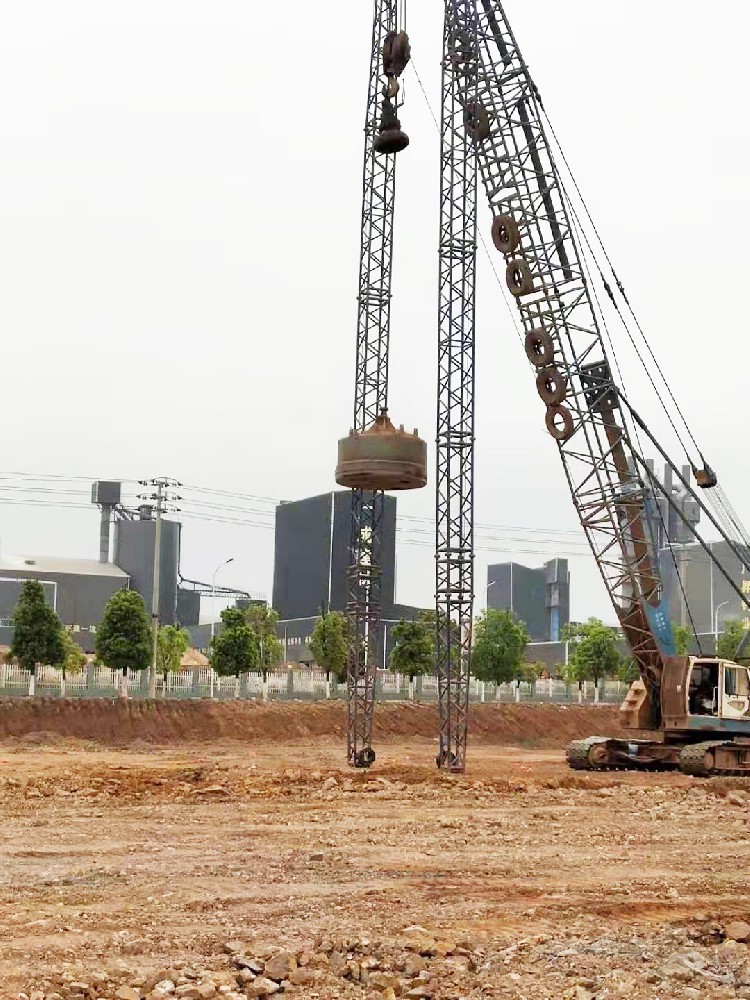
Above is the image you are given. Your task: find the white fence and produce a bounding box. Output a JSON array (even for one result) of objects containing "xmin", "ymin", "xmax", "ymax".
[{"xmin": 0, "ymin": 662, "xmax": 627, "ymax": 704}]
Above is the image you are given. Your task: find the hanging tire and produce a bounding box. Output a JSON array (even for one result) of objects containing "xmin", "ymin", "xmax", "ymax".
[
  {"xmin": 506, "ymin": 258, "xmax": 534, "ymax": 297},
  {"xmin": 525, "ymin": 328, "xmax": 555, "ymax": 367},
  {"xmin": 491, "ymin": 215, "xmax": 520, "ymax": 254},
  {"xmin": 463, "ymin": 101, "xmax": 490, "ymax": 142},
  {"xmin": 545, "ymin": 404, "xmax": 574, "ymax": 441},
  {"xmin": 536, "ymin": 366, "xmax": 568, "ymax": 405}
]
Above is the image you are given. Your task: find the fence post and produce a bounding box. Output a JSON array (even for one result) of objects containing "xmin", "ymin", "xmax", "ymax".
[{"xmin": 287, "ymin": 669, "xmax": 294, "ymax": 697}]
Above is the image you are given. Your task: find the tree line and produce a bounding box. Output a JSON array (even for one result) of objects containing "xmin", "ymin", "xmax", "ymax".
[
  {"xmin": 308, "ymin": 607, "xmax": 749, "ymax": 690},
  {"xmin": 6, "ymin": 579, "xmax": 747, "ymax": 692}
]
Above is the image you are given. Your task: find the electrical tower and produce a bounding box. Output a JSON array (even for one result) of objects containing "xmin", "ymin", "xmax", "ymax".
[{"xmin": 138, "ymin": 477, "xmax": 182, "ymax": 699}]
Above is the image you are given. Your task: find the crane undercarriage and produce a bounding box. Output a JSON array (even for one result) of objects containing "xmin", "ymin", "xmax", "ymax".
[
  {"xmin": 568, "ymin": 655, "xmax": 750, "ymax": 776},
  {"xmin": 567, "ymin": 735, "xmax": 750, "ymax": 777}
]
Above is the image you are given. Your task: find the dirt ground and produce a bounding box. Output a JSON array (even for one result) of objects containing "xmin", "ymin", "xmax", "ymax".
[{"xmin": 1, "ymin": 702, "xmax": 750, "ymax": 1000}]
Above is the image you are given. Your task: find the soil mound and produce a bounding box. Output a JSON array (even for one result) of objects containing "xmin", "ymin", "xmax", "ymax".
[{"xmin": 0, "ymin": 698, "xmax": 620, "ymax": 747}]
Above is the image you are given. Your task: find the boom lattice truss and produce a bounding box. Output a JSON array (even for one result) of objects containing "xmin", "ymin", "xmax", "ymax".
[{"xmin": 346, "ymin": 0, "xmax": 399, "ymax": 768}]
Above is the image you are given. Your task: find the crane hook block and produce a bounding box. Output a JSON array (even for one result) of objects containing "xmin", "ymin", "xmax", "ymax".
[
  {"xmin": 335, "ymin": 410, "xmax": 427, "ymax": 491},
  {"xmin": 525, "ymin": 328, "xmax": 555, "ymax": 367},
  {"xmin": 491, "ymin": 215, "xmax": 520, "ymax": 254},
  {"xmin": 506, "ymin": 258, "xmax": 534, "ymax": 297},
  {"xmin": 693, "ymin": 465, "xmax": 717, "ymax": 489},
  {"xmin": 382, "ymin": 31, "xmax": 411, "ymax": 79},
  {"xmin": 374, "ymin": 96, "xmax": 409, "ymax": 155}
]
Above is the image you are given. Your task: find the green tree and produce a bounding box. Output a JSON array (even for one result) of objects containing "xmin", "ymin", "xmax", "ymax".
[
  {"xmin": 390, "ymin": 612, "xmax": 435, "ymax": 680},
  {"xmin": 672, "ymin": 622, "xmax": 692, "ymax": 656},
  {"xmin": 95, "ymin": 589, "xmax": 151, "ymax": 675},
  {"xmin": 58, "ymin": 630, "xmax": 87, "ymax": 676},
  {"xmin": 617, "ymin": 655, "xmax": 640, "ymax": 684},
  {"xmin": 520, "ymin": 660, "xmax": 545, "ymax": 689},
  {"xmin": 562, "ymin": 618, "xmax": 621, "ymax": 688},
  {"xmin": 717, "ymin": 619, "xmax": 747, "ymax": 660},
  {"xmin": 56, "ymin": 630, "xmax": 87, "ymax": 696},
  {"xmin": 245, "ymin": 604, "xmax": 283, "ymax": 680},
  {"xmin": 472, "ymin": 609, "xmax": 529, "ymax": 685},
  {"xmin": 210, "ymin": 607, "xmax": 259, "ymax": 677},
  {"xmin": 309, "ymin": 611, "xmax": 349, "ymax": 683},
  {"xmin": 10, "ymin": 580, "xmax": 65, "ymax": 688},
  {"xmin": 156, "ymin": 624, "xmax": 190, "ymax": 690}
]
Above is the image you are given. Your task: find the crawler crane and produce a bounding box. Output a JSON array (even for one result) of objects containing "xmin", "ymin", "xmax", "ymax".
[
  {"xmin": 461, "ymin": 4, "xmax": 750, "ymax": 776},
  {"xmin": 337, "ymin": 0, "xmax": 750, "ymax": 774}
]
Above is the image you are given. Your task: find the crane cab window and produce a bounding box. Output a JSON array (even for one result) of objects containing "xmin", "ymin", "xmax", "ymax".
[
  {"xmin": 688, "ymin": 663, "xmax": 718, "ymax": 716},
  {"xmin": 724, "ymin": 665, "xmax": 750, "ymax": 697},
  {"xmin": 722, "ymin": 664, "xmax": 750, "ymax": 719}
]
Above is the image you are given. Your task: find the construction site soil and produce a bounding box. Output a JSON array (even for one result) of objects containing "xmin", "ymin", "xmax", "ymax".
[{"xmin": 1, "ymin": 700, "xmax": 749, "ymax": 1000}]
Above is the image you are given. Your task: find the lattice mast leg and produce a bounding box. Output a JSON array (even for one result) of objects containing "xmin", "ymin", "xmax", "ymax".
[
  {"xmin": 435, "ymin": 2, "xmax": 479, "ymax": 773},
  {"xmin": 346, "ymin": 0, "xmax": 400, "ymax": 769}
]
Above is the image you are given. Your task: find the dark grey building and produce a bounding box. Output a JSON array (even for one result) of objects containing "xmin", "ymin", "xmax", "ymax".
[
  {"xmin": 114, "ymin": 509, "xmax": 181, "ymax": 626},
  {"xmin": 0, "ymin": 556, "xmax": 129, "ymax": 651},
  {"xmin": 637, "ymin": 460, "xmax": 701, "ymax": 551},
  {"xmin": 272, "ymin": 491, "xmax": 397, "ymax": 621},
  {"xmin": 487, "ymin": 558, "xmax": 570, "ymax": 642},
  {"xmin": 659, "ymin": 540, "xmax": 750, "ymax": 636}
]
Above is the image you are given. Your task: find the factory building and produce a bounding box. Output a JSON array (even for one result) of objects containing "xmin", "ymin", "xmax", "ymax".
[
  {"xmin": 272, "ymin": 490, "xmax": 398, "ymax": 621},
  {"xmin": 271, "ymin": 491, "xmax": 426, "ymax": 665},
  {"xmin": 486, "ymin": 558, "xmax": 570, "ymax": 642},
  {"xmin": 0, "ymin": 480, "xmax": 229, "ymax": 652}
]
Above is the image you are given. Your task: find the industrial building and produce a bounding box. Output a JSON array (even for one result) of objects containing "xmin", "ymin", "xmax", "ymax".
[
  {"xmin": 0, "ymin": 480, "xmax": 252, "ymax": 652},
  {"xmin": 271, "ymin": 490, "xmax": 425, "ymax": 665},
  {"xmin": 0, "ymin": 556, "xmax": 128, "ymax": 648},
  {"xmin": 272, "ymin": 490, "xmax": 398, "ymax": 620},
  {"xmin": 486, "ymin": 558, "xmax": 570, "ymax": 642},
  {"xmin": 659, "ymin": 540, "xmax": 750, "ymax": 637},
  {"xmin": 642, "ymin": 461, "xmax": 750, "ymax": 638}
]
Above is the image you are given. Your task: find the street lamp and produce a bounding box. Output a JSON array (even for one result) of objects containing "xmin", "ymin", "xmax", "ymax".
[
  {"xmin": 714, "ymin": 599, "xmax": 731, "ymax": 655},
  {"xmin": 210, "ymin": 558, "xmax": 234, "ymax": 643},
  {"xmin": 484, "ymin": 578, "xmax": 497, "ymax": 611}
]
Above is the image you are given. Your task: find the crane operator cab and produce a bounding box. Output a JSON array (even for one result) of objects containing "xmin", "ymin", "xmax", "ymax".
[{"xmin": 687, "ymin": 659, "xmax": 750, "ymax": 720}]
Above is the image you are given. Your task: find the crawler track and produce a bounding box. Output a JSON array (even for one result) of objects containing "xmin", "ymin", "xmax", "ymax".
[
  {"xmin": 567, "ymin": 736, "xmax": 677, "ymax": 773},
  {"xmin": 568, "ymin": 736, "xmax": 750, "ymax": 776},
  {"xmin": 678, "ymin": 740, "xmax": 750, "ymax": 777}
]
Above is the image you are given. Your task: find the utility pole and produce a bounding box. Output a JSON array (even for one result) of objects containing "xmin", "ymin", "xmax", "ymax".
[{"xmin": 138, "ymin": 477, "xmax": 182, "ymax": 698}]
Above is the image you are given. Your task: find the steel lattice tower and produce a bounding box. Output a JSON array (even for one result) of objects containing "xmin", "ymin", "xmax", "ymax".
[
  {"xmin": 347, "ymin": 0, "xmax": 399, "ymax": 768},
  {"xmin": 435, "ymin": 2, "xmax": 479, "ymax": 772}
]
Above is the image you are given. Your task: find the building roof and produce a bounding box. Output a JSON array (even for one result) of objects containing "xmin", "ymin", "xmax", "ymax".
[
  {"xmin": 0, "ymin": 555, "xmax": 129, "ymax": 579},
  {"xmin": 181, "ymin": 648, "xmax": 209, "ymax": 667}
]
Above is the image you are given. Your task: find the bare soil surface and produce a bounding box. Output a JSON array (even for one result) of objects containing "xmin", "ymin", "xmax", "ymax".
[{"xmin": 1, "ymin": 702, "xmax": 749, "ymax": 1000}]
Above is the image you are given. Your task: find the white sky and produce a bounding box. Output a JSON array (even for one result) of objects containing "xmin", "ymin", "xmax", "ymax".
[{"xmin": 0, "ymin": 1, "xmax": 747, "ymax": 624}]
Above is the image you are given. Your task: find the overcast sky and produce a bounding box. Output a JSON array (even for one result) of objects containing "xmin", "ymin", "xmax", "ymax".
[{"xmin": 0, "ymin": 1, "xmax": 747, "ymax": 624}]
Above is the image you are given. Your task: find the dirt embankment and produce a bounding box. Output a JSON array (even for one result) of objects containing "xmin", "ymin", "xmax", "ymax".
[{"xmin": 0, "ymin": 697, "xmax": 621, "ymax": 747}]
